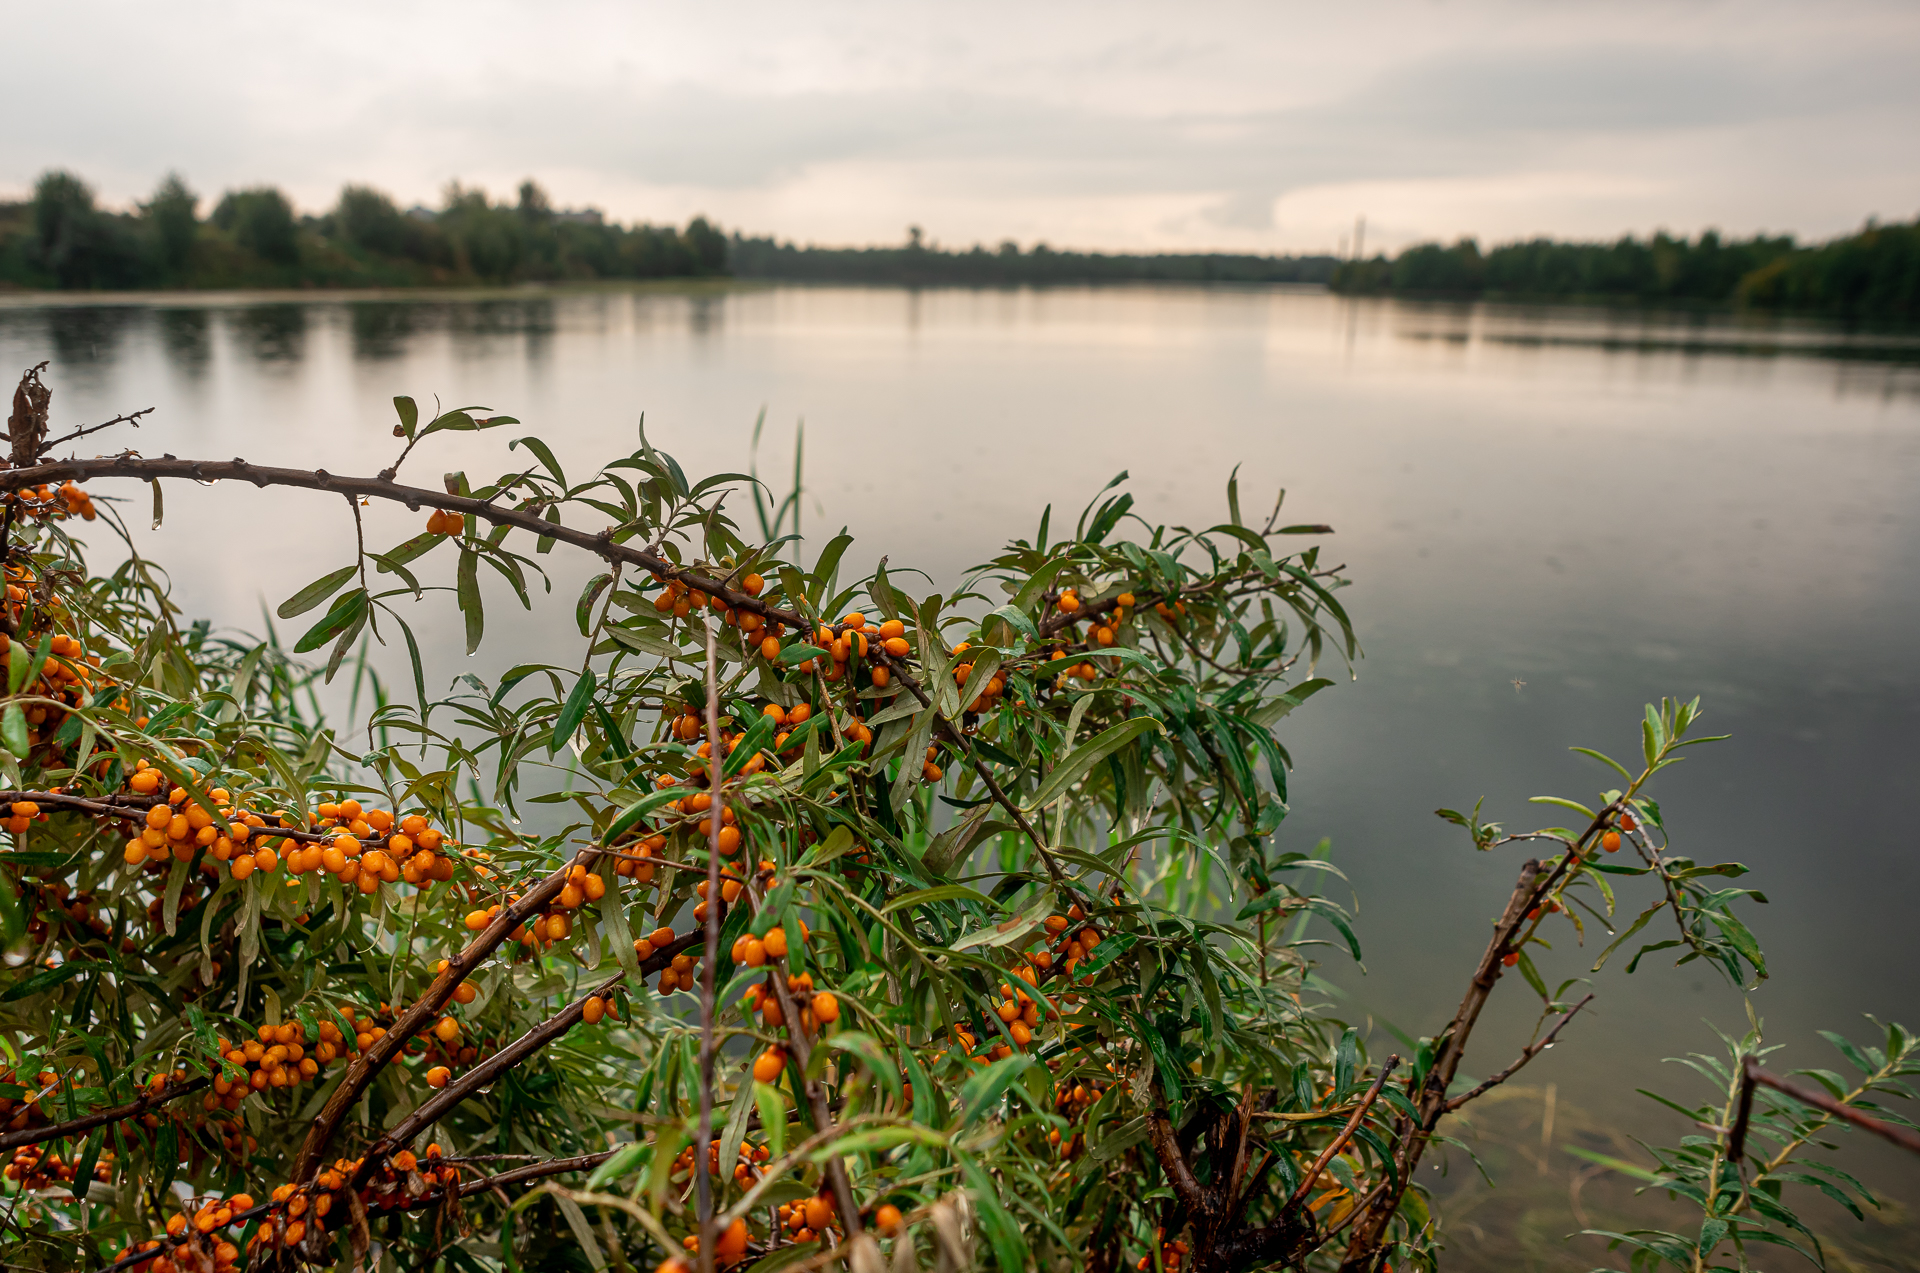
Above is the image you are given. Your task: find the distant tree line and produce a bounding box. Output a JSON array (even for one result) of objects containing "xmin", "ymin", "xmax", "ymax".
[
  {"xmin": 0, "ymin": 171, "xmax": 727, "ymax": 290},
  {"xmin": 1330, "ymin": 222, "xmax": 1920, "ymax": 320},
  {"xmin": 728, "ymin": 226, "xmax": 1337, "ymax": 286}
]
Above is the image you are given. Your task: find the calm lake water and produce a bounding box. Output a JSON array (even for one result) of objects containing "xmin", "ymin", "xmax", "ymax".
[{"xmin": 4, "ymin": 284, "xmax": 1918, "ymax": 1265}]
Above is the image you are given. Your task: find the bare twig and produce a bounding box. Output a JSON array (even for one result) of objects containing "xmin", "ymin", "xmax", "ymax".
[
  {"xmin": 1444, "ymin": 995, "xmax": 1595, "ymax": 1113},
  {"xmin": 41, "ymin": 408, "xmax": 155, "ymax": 457},
  {"xmin": 1730, "ymin": 1059, "xmax": 1920, "ymax": 1160},
  {"xmin": 1146, "ymin": 1100, "xmax": 1210, "ymax": 1219}
]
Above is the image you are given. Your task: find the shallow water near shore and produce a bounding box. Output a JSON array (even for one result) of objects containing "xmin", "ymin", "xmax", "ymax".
[{"xmin": 3, "ymin": 282, "xmax": 1918, "ymax": 1268}]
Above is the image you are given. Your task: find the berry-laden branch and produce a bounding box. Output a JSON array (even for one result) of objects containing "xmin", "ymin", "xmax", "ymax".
[
  {"xmin": 99, "ymin": 1149, "xmax": 622, "ymax": 1273},
  {"xmin": 0, "ymin": 1075, "xmax": 208, "ymax": 1153},
  {"xmin": 695, "ymin": 608, "xmax": 729, "ymax": 1273},
  {"xmin": 0, "ymin": 455, "xmax": 815, "ymax": 634},
  {"xmin": 761, "ymin": 926, "xmax": 862, "ymax": 1241},
  {"xmin": 294, "ymin": 842, "xmax": 613, "ymax": 1182},
  {"xmin": 351, "ymin": 949, "xmax": 695, "ymax": 1189}
]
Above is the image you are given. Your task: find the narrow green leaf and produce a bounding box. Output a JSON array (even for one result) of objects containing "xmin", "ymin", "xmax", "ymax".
[
  {"xmin": 276, "ymin": 565, "xmax": 359, "ymax": 620},
  {"xmin": 1025, "ymin": 717, "xmax": 1164, "ymax": 812},
  {"xmin": 549, "ymin": 670, "xmax": 598, "ymax": 756},
  {"xmin": 458, "ymin": 547, "xmax": 484, "ymax": 654}
]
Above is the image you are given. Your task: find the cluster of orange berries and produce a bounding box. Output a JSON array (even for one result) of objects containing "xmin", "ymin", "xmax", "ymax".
[
  {"xmin": 990, "ymin": 966, "xmax": 1047, "ymax": 1048},
  {"xmin": 21, "ymin": 875, "xmax": 112, "ymax": 950},
  {"xmin": 1047, "ymin": 1069, "xmax": 1114, "ymax": 1157},
  {"xmin": 5, "ymin": 480, "xmax": 96, "ymax": 523},
  {"xmin": 5, "ymin": 1141, "xmax": 114, "ymax": 1191},
  {"xmin": 667, "ymin": 787, "xmax": 749, "ymax": 857},
  {"xmin": 231, "ymin": 1145, "xmax": 461, "ymax": 1260},
  {"xmin": 424, "ymin": 509, "xmax": 468, "ymax": 536},
  {"xmin": 743, "ymin": 971, "xmax": 837, "ymax": 1036},
  {"xmin": 791, "ymin": 612, "xmax": 908, "ymax": 693},
  {"xmin": 671, "ymin": 1137, "xmax": 770, "ymax": 1189},
  {"xmin": 1135, "ymin": 1230, "xmax": 1190, "ymax": 1273},
  {"xmin": 612, "ymin": 826, "xmax": 666, "ymax": 881},
  {"xmin": 654, "ymin": 570, "xmax": 782, "ymax": 647},
  {"xmin": 632, "ymin": 924, "xmax": 704, "ymax": 995},
  {"xmin": 0, "ymin": 1066, "xmax": 57, "ymax": 1134},
  {"xmin": 580, "ymin": 992, "xmax": 625, "ymax": 1025},
  {"xmin": 1040, "ymin": 588, "xmax": 1148, "ymax": 684},
  {"xmin": 115, "ymin": 775, "xmax": 455, "ymax": 901},
  {"xmin": 0, "ymin": 628, "xmax": 107, "ymax": 752},
  {"xmin": 211, "ymin": 1018, "xmax": 353, "ymax": 1106},
  {"xmin": 462, "ymin": 859, "xmax": 609, "ymax": 951},
  {"xmin": 751, "ymin": 701, "xmax": 821, "ymax": 752},
  {"xmin": 1045, "ymin": 906, "xmax": 1104, "ymax": 976},
  {"xmin": 777, "ymin": 1191, "xmax": 842, "ymax": 1245},
  {"xmin": 730, "ymin": 918, "xmax": 796, "ymax": 970},
  {"xmin": 685, "ymin": 715, "xmax": 784, "ymax": 776},
  {"xmin": 949, "ymin": 642, "xmax": 1008, "ymax": 717},
  {"xmin": 116, "ymin": 1193, "xmax": 251, "ymax": 1273},
  {"xmin": 679, "ymin": 1215, "xmax": 754, "ymax": 1265}
]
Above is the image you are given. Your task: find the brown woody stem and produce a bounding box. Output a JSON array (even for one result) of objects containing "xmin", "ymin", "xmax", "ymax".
[
  {"xmin": 0, "ymin": 1076, "xmax": 208, "ymax": 1153},
  {"xmin": 763, "ymin": 941, "xmax": 862, "ymax": 1239},
  {"xmin": 1285, "ymin": 1056, "xmax": 1401, "ymax": 1213},
  {"xmin": 695, "ymin": 610, "xmax": 727, "ymax": 1273},
  {"xmin": 1733, "ymin": 1059, "xmax": 1920, "ymax": 1158},
  {"xmin": 293, "ymin": 843, "xmax": 606, "ymax": 1182}
]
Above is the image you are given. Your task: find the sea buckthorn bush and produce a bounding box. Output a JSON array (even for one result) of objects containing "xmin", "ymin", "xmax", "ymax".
[{"xmin": 0, "ymin": 361, "xmax": 1908, "ymax": 1273}]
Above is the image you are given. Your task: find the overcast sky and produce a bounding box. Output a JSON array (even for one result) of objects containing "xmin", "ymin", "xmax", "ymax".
[{"xmin": 8, "ymin": 0, "xmax": 1919, "ymax": 254}]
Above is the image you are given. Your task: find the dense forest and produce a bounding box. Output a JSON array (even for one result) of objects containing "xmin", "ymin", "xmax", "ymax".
[
  {"xmin": 730, "ymin": 227, "xmax": 1337, "ymax": 285},
  {"xmin": 0, "ymin": 170, "xmax": 1337, "ymax": 293},
  {"xmin": 1330, "ymin": 222, "xmax": 1920, "ymax": 320},
  {"xmin": 0, "ymin": 171, "xmax": 727, "ymax": 289}
]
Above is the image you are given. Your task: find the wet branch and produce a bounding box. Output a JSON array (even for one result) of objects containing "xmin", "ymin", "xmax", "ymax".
[{"xmin": 1444, "ymin": 994, "xmax": 1595, "ymax": 1113}]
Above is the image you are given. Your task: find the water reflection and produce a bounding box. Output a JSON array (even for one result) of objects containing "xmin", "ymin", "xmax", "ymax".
[
  {"xmin": 158, "ymin": 308, "xmax": 211, "ymax": 369},
  {"xmin": 232, "ymin": 304, "xmax": 309, "ymax": 362},
  {"xmin": 347, "ymin": 302, "xmax": 417, "ymax": 359},
  {"xmin": 42, "ymin": 305, "xmax": 139, "ymax": 371}
]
